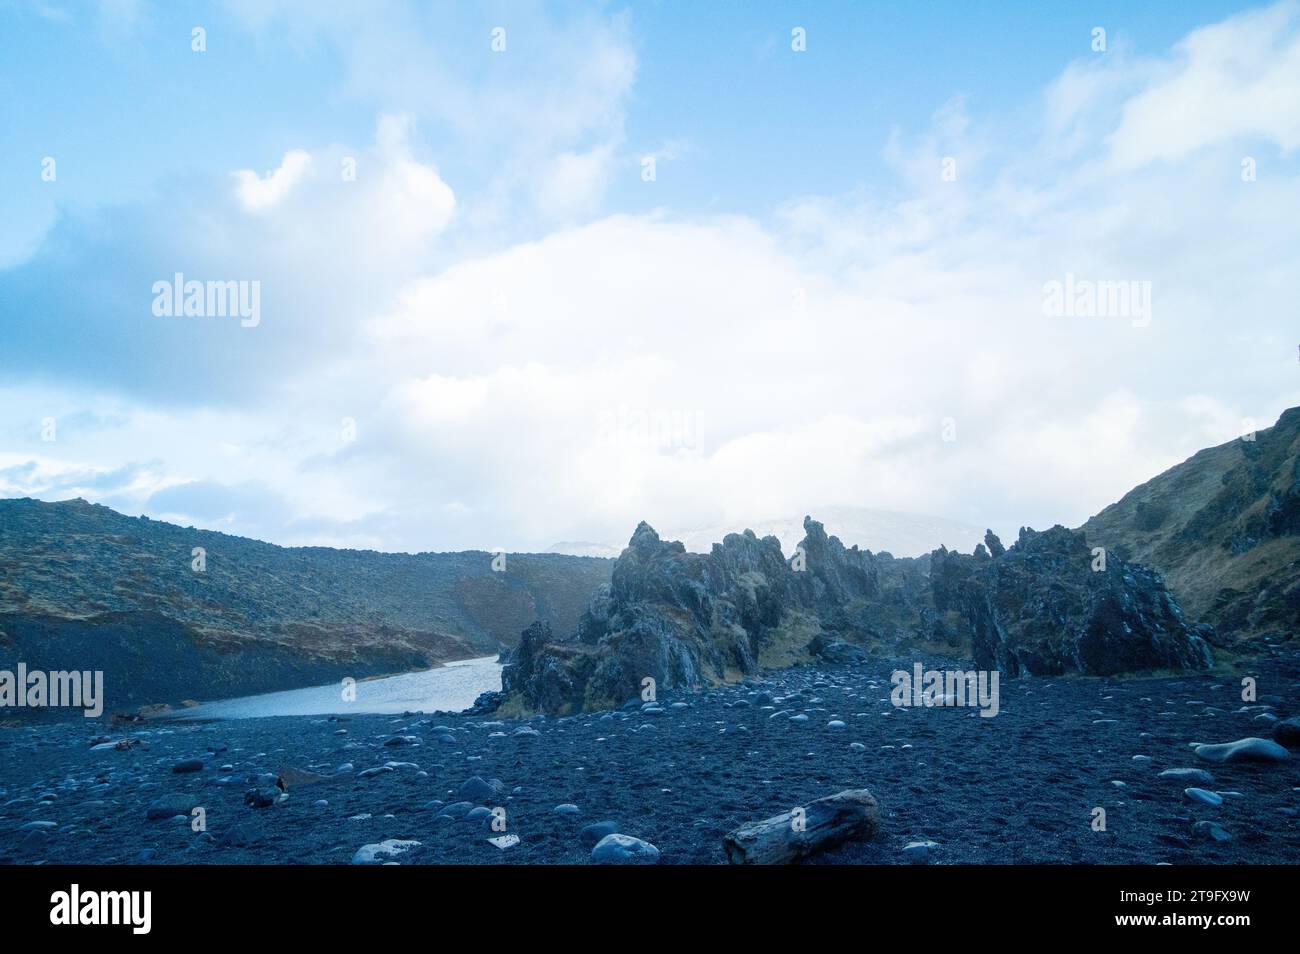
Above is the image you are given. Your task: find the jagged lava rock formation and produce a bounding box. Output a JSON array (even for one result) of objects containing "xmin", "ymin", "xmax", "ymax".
[
  {"xmin": 934, "ymin": 526, "xmax": 1214, "ymax": 677},
  {"xmin": 503, "ymin": 517, "xmax": 881, "ymax": 713},
  {"xmin": 501, "ymin": 509, "xmax": 1222, "ymax": 717},
  {"xmin": 504, "ymin": 515, "xmax": 1216, "ymax": 714}
]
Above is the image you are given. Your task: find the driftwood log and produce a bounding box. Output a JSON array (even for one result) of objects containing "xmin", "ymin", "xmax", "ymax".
[{"xmin": 723, "ymin": 788, "xmax": 880, "ymax": 864}]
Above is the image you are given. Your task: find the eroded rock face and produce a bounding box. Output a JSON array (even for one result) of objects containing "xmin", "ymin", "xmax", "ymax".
[
  {"xmin": 502, "ymin": 517, "xmax": 881, "ymax": 713},
  {"xmin": 788, "ymin": 517, "xmax": 879, "ymax": 610},
  {"xmin": 500, "ymin": 621, "xmax": 596, "ymax": 714},
  {"xmin": 954, "ymin": 525, "xmax": 1213, "ymax": 677},
  {"xmin": 505, "ymin": 515, "xmax": 1217, "ymax": 713}
]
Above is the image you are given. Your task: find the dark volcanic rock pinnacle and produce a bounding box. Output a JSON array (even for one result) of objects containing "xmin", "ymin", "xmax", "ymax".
[
  {"xmin": 500, "ymin": 620, "xmax": 593, "ymax": 715},
  {"xmin": 790, "ymin": 516, "xmax": 880, "ymax": 610},
  {"xmin": 958, "ymin": 525, "xmax": 1213, "ymax": 677},
  {"xmin": 983, "ymin": 529, "xmax": 1005, "ymax": 558}
]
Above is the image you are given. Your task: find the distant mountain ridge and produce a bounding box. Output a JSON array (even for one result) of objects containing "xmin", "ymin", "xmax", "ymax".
[
  {"xmin": 546, "ymin": 541, "xmax": 624, "ymax": 559},
  {"xmin": 0, "ymin": 497, "xmax": 612, "ymax": 714}
]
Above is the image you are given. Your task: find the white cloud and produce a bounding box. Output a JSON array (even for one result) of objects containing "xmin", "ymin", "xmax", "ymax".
[
  {"xmin": 223, "ymin": 2, "xmax": 636, "ymax": 231},
  {"xmin": 366, "ymin": 114, "xmax": 457, "ymax": 243},
  {"xmin": 233, "ymin": 150, "xmax": 313, "ymax": 212},
  {"xmin": 1107, "ymin": 2, "xmax": 1300, "ymax": 169}
]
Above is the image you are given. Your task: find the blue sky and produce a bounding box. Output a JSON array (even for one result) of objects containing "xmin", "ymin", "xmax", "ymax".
[
  {"xmin": 0, "ymin": 0, "xmax": 1267, "ymax": 260},
  {"xmin": 1, "ymin": 0, "xmax": 1298, "ymax": 553}
]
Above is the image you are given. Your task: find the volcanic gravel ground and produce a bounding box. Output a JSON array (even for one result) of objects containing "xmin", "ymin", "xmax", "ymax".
[{"xmin": 3, "ymin": 653, "xmax": 1299, "ymax": 865}]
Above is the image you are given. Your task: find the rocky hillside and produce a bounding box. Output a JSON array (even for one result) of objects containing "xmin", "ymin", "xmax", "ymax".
[
  {"xmin": 0, "ymin": 498, "xmax": 611, "ymax": 713},
  {"xmin": 1082, "ymin": 407, "xmax": 1300, "ymax": 643}
]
